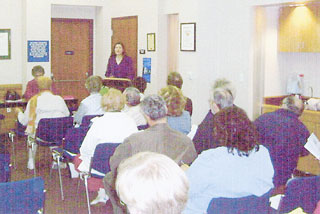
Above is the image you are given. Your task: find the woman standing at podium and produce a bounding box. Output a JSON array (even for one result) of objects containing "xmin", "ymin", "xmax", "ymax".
[{"xmin": 105, "ymin": 42, "xmax": 134, "ymax": 80}]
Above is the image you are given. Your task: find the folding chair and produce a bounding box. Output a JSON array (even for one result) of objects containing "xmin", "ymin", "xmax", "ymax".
[
  {"xmin": 80, "ymin": 114, "xmax": 103, "ymax": 128},
  {"xmin": 207, "ymin": 190, "xmax": 275, "ymax": 214},
  {"xmin": 278, "ymin": 175, "xmax": 320, "ymax": 213},
  {"xmin": 0, "ymin": 177, "xmax": 45, "ymax": 214},
  {"xmin": 7, "ymin": 121, "xmax": 27, "ymax": 169},
  {"xmin": 32, "ymin": 116, "xmax": 73, "ymax": 200},
  {"xmin": 80, "ymin": 142, "xmax": 120, "ymax": 214}
]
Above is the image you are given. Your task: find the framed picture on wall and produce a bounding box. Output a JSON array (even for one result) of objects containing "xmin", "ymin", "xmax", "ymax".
[
  {"xmin": 180, "ymin": 23, "xmax": 196, "ymax": 51},
  {"xmin": 147, "ymin": 33, "xmax": 155, "ymax": 51},
  {"xmin": 0, "ymin": 29, "xmax": 11, "ymax": 60}
]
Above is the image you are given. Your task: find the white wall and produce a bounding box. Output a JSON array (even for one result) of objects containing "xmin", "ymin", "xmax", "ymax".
[{"xmin": 0, "ymin": 0, "xmax": 23, "ymax": 84}]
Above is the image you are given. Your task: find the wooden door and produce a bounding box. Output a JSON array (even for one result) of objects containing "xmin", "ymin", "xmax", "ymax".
[
  {"xmin": 51, "ymin": 18, "xmax": 93, "ymax": 102},
  {"xmin": 111, "ymin": 16, "xmax": 138, "ymax": 77}
]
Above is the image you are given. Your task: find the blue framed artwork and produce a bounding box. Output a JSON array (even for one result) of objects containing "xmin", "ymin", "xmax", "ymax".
[
  {"xmin": 28, "ymin": 40, "xmax": 49, "ymax": 62},
  {"xmin": 142, "ymin": 58, "xmax": 151, "ymax": 83}
]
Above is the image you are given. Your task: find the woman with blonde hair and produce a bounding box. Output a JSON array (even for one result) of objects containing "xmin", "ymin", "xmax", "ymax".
[
  {"xmin": 74, "ymin": 88, "xmax": 138, "ymax": 205},
  {"xmin": 116, "ymin": 152, "xmax": 189, "ymax": 214},
  {"xmin": 159, "ymin": 85, "xmax": 191, "ymax": 134},
  {"xmin": 16, "ymin": 76, "xmax": 69, "ymax": 170}
]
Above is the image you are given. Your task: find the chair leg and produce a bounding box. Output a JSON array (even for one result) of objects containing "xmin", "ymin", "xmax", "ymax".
[
  {"xmin": 83, "ymin": 174, "xmax": 91, "ymax": 214},
  {"xmin": 8, "ymin": 131, "xmax": 16, "ymax": 169},
  {"xmin": 56, "ymin": 157, "xmax": 65, "ymax": 200}
]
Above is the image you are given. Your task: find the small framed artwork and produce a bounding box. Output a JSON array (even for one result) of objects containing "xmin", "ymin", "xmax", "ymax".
[
  {"xmin": 180, "ymin": 23, "xmax": 196, "ymax": 51},
  {"xmin": 0, "ymin": 29, "xmax": 11, "ymax": 60},
  {"xmin": 147, "ymin": 33, "xmax": 155, "ymax": 51}
]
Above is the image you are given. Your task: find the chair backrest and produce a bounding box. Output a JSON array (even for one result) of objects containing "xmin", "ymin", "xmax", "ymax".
[
  {"xmin": 0, "ymin": 144, "xmax": 10, "ymax": 182},
  {"xmin": 0, "ymin": 177, "xmax": 45, "ymax": 213},
  {"xmin": 80, "ymin": 114, "xmax": 103, "ymax": 128},
  {"xmin": 279, "ymin": 176, "xmax": 320, "ymax": 213},
  {"xmin": 63, "ymin": 125, "xmax": 89, "ymax": 154},
  {"xmin": 36, "ymin": 116, "xmax": 73, "ymax": 143},
  {"xmin": 207, "ymin": 191, "xmax": 273, "ymax": 214},
  {"xmin": 91, "ymin": 142, "xmax": 121, "ymax": 178}
]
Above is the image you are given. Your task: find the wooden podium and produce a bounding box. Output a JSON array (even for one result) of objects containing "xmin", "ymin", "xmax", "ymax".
[{"xmin": 102, "ymin": 78, "xmax": 132, "ymax": 92}]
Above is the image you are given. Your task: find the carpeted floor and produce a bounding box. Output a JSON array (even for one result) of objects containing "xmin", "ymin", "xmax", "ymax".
[{"xmin": 2, "ymin": 135, "xmax": 113, "ymax": 214}]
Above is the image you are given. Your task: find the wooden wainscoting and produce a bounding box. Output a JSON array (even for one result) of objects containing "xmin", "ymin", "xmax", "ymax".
[{"xmin": 0, "ymin": 84, "xmax": 23, "ymax": 134}]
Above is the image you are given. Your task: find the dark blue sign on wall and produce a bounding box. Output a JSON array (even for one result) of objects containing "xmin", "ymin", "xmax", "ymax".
[{"xmin": 28, "ymin": 40, "xmax": 49, "ymax": 62}]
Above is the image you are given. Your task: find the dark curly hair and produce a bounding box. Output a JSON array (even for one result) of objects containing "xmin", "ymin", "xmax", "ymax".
[{"xmin": 212, "ymin": 106, "xmax": 260, "ymax": 156}]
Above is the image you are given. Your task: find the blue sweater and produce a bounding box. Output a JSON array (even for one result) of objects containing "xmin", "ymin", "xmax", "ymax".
[{"xmin": 183, "ymin": 146, "xmax": 274, "ymax": 214}]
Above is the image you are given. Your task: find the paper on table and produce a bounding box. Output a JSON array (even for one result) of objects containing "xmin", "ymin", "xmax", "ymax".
[
  {"xmin": 304, "ymin": 133, "xmax": 320, "ymax": 160},
  {"xmin": 269, "ymin": 194, "xmax": 284, "ymax": 210}
]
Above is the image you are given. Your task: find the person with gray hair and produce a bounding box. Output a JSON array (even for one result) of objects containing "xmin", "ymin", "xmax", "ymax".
[
  {"xmin": 103, "ymin": 94, "xmax": 197, "ymax": 214},
  {"xmin": 122, "ymin": 87, "xmax": 147, "ymax": 126},
  {"xmin": 73, "ymin": 76, "xmax": 105, "ymax": 125},
  {"xmin": 254, "ymin": 95, "xmax": 310, "ymax": 193},
  {"xmin": 116, "ymin": 152, "xmax": 189, "ymax": 214},
  {"xmin": 193, "ymin": 78, "xmax": 238, "ymax": 154}
]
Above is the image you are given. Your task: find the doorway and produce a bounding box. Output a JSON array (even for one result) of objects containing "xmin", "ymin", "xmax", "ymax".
[
  {"xmin": 111, "ymin": 16, "xmax": 138, "ymax": 77},
  {"xmin": 167, "ymin": 14, "xmax": 179, "ymax": 74},
  {"xmin": 51, "ymin": 18, "xmax": 93, "ymax": 102}
]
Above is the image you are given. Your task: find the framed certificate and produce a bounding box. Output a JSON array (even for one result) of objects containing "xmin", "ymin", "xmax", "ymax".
[
  {"xmin": 0, "ymin": 29, "xmax": 11, "ymax": 60},
  {"xmin": 147, "ymin": 33, "xmax": 155, "ymax": 51},
  {"xmin": 180, "ymin": 23, "xmax": 196, "ymax": 51}
]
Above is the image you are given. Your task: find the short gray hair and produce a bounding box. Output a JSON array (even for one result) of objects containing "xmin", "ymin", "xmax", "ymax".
[
  {"xmin": 282, "ymin": 95, "xmax": 304, "ymax": 116},
  {"xmin": 116, "ymin": 152, "xmax": 189, "ymax": 214},
  {"xmin": 140, "ymin": 95, "xmax": 167, "ymax": 120},
  {"xmin": 212, "ymin": 88, "xmax": 234, "ymax": 109},
  {"xmin": 85, "ymin": 76, "xmax": 102, "ymax": 93},
  {"xmin": 123, "ymin": 87, "xmax": 141, "ymax": 106},
  {"xmin": 212, "ymin": 78, "xmax": 236, "ymax": 100}
]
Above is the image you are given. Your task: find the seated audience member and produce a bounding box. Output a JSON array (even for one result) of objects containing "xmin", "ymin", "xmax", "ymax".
[
  {"xmin": 23, "ymin": 65, "xmax": 58, "ymax": 100},
  {"xmin": 254, "ymin": 95, "xmax": 310, "ymax": 194},
  {"xmin": 103, "ymin": 95, "xmax": 197, "ymax": 214},
  {"xmin": 132, "ymin": 76, "xmax": 147, "ymax": 100},
  {"xmin": 184, "ymin": 106, "xmax": 274, "ymax": 214},
  {"xmin": 73, "ymin": 88, "xmax": 138, "ymax": 205},
  {"xmin": 159, "ymin": 85, "xmax": 191, "ymax": 134},
  {"xmin": 73, "ymin": 76, "xmax": 104, "ymax": 125},
  {"xmin": 122, "ymin": 87, "xmax": 147, "ymax": 127},
  {"xmin": 167, "ymin": 72, "xmax": 193, "ymax": 116},
  {"xmin": 16, "ymin": 76, "xmax": 70, "ymax": 170},
  {"xmin": 116, "ymin": 152, "xmax": 189, "ymax": 214},
  {"xmin": 193, "ymin": 80, "xmax": 236, "ymax": 153}
]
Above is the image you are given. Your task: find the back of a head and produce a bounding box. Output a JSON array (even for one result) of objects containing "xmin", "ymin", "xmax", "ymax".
[
  {"xmin": 32, "ymin": 65, "xmax": 45, "ymax": 77},
  {"xmin": 85, "ymin": 76, "xmax": 102, "ymax": 93},
  {"xmin": 116, "ymin": 152, "xmax": 189, "ymax": 214},
  {"xmin": 124, "ymin": 87, "xmax": 141, "ymax": 106},
  {"xmin": 158, "ymin": 85, "xmax": 186, "ymax": 117},
  {"xmin": 132, "ymin": 77, "xmax": 147, "ymax": 93},
  {"xmin": 281, "ymin": 95, "xmax": 304, "ymax": 116},
  {"xmin": 212, "ymin": 88, "xmax": 234, "ymax": 109},
  {"xmin": 36, "ymin": 76, "xmax": 52, "ymax": 90},
  {"xmin": 140, "ymin": 95, "xmax": 168, "ymax": 120},
  {"xmin": 212, "ymin": 106, "xmax": 259, "ymax": 156},
  {"xmin": 167, "ymin": 72, "xmax": 183, "ymax": 89},
  {"xmin": 212, "ymin": 78, "xmax": 236, "ymax": 100},
  {"xmin": 101, "ymin": 88, "xmax": 126, "ymax": 112}
]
